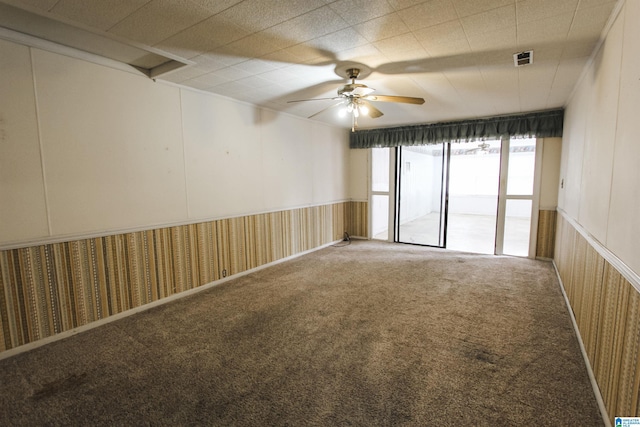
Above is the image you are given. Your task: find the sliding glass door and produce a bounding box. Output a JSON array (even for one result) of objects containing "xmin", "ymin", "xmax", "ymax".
[
  {"xmin": 387, "ymin": 137, "xmax": 540, "ymax": 257},
  {"xmin": 446, "ymin": 140, "xmax": 502, "ymax": 254},
  {"xmin": 396, "ymin": 144, "xmax": 447, "ymax": 247}
]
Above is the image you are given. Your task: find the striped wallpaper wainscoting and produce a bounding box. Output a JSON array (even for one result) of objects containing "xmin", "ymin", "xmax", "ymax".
[
  {"xmin": 347, "ymin": 201, "xmax": 368, "ymax": 238},
  {"xmin": 0, "ymin": 201, "xmax": 369, "ymax": 353},
  {"xmin": 555, "ymin": 213, "xmax": 640, "ymax": 422},
  {"xmin": 536, "ymin": 209, "xmax": 557, "ymax": 259}
]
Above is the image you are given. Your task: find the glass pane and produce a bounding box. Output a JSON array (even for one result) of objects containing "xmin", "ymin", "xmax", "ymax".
[
  {"xmin": 372, "ymin": 194, "xmax": 389, "ymax": 240},
  {"xmin": 507, "ymin": 138, "xmax": 536, "ymax": 195},
  {"xmin": 446, "ymin": 140, "xmax": 501, "ymax": 254},
  {"xmin": 503, "ymin": 199, "xmax": 532, "ymax": 257},
  {"xmin": 372, "ymin": 147, "xmax": 390, "ymax": 192},
  {"xmin": 397, "ymin": 144, "xmax": 445, "ymax": 246}
]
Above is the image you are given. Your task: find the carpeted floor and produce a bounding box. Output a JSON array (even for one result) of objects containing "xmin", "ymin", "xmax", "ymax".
[{"xmin": 0, "ymin": 240, "xmax": 603, "ymax": 426}]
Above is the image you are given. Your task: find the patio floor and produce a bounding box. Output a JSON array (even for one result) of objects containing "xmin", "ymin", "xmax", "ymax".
[{"xmin": 375, "ymin": 213, "xmax": 531, "ymax": 256}]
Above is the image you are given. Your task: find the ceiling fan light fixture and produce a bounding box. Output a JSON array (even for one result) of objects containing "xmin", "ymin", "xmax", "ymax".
[{"xmin": 359, "ymin": 103, "xmax": 369, "ymax": 116}]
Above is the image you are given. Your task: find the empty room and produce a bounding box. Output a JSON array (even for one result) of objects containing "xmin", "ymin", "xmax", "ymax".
[{"xmin": 0, "ymin": 0, "xmax": 638, "ymax": 425}]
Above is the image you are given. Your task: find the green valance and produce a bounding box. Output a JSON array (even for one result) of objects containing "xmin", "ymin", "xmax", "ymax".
[{"xmin": 350, "ymin": 109, "xmax": 564, "ymax": 149}]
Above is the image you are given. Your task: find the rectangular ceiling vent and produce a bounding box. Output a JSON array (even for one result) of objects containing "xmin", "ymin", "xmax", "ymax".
[{"xmin": 513, "ymin": 50, "xmax": 534, "ymax": 67}]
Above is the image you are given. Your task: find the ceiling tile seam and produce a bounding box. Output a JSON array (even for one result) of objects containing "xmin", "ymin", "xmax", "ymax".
[
  {"xmin": 392, "ymin": 3, "xmax": 471, "ymax": 57},
  {"xmin": 454, "ymin": 2, "xmax": 518, "ymax": 22},
  {"xmin": 386, "ymin": 0, "xmax": 468, "ymax": 15},
  {"xmin": 48, "ymin": 0, "xmax": 63, "ymax": 12},
  {"xmin": 386, "ymin": 6, "xmax": 414, "ymax": 48},
  {"xmin": 544, "ymin": 63, "xmax": 562, "ymax": 109},
  {"xmin": 295, "ymin": 28, "xmax": 370, "ymax": 55},
  {"xmin": 445, "ymin": 4, "xmax": 473, "ymax": 57},
  {"xmin": 168, "ymin": 5, "xmax": 351, "ymax": 66},
  {"xmin": 558, "ymin": 2, "xmax": 581, "ymax": 60},
  {"xmin": 373, "ymin": 30, "xmax": 419, "ymax": 53},
  {"xmin": 410, "ymin": 19, "xmax": 472, "ymax": 57},
  {"xmin": 258, "ymin": 46, "xmax": 314, "ymax": 67},
  {"xmin": 104, "ymin": 0, "xmax": 254, "ymax": 48},
  {"xmin": 193, "ymin": 0, "xmax": 249, "ymax": 17},
  {"xmin": 140, "ymin": 15, "xmax": 223, "ymax": 52},
  {"xmin": 387, "ymin": 1, "xmax": 414, "ymax": 13},
  {"xmin": 250, "ymin": 10, "xmax": 351, "ymax": 48},
  {"xmin": 516, "ymin": 67, "xmax": 523, "ymax": 112},
  {"xmin": 453, "ymin": 1, "xmax": 519, "ymax": 20},
  {"xmin": 106, "ymin": 0, "xmax": 256, "ymax": 39},
  {"xmin": 350, "ymin": 13, "xmax": 406, "ymax": 44},
  {"xmin": 470, "ymin": 59, "xmax": 493, "ymax": 115},
  {"xmin": 230, "ymin": 52, "xmax": 313, "ymax": 80},
  {"xmin": 436, "ymin": 70, "xmax": 467, "ymax": 115},
  {"xmin": 347, "ymin": 4, "xmax": 477, "ymax": 43},
  {"xmin": 103, "ymin": 0, "xmax": 154, "ymax": 32},
  {"xmin": 229, "ymin": 3, "xmax": 347, "ymax": 45},
  {"xmin": 515, "ymin": 0, "xmax": 520, "ymax": 47},
  {"xmin": 450, "ymin": 0, "xmax": 462, "ymax": 20}
]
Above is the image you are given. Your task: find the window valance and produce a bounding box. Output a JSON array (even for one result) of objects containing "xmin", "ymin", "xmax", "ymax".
[{"xmin": 349, "ymin": 109, "xmax": 564, "ymax": 149}]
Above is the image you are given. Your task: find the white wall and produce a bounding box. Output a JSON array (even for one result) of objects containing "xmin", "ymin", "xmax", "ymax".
[
  {"xmin": 559, "ymin": 0, "xmax": 640, "ymax": 275},
  {"xmin": 349, "ymin": 148, "xmax": 368, "ymax": 201},
  {"xmin": 0, "ymin": 39, "xmax": 49, "ymax": 242},
  {"xmin": 0, "ymin": 38, "xmax": 350, "ymax": 248}
]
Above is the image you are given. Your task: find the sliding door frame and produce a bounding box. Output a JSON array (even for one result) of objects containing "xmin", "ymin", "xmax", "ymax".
[
  {"xmin": 368, "ymin": 147, "xmax": 397, "ymax": 242},
  {"xmin": 394, "ymin": 143, "xmax": 449, "ymax": 248},
  {"xmin": 371, "ymin": 138, "xmax": 542, "ymax": 258},
  {"xmin": 495, "ymin": 136, "xmax": 542, "ymax": 258}
]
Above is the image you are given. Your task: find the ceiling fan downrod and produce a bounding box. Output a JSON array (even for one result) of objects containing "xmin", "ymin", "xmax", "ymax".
[{"xmin": 346, "ymin": 68, "xmax": 360, "ymax": 82}]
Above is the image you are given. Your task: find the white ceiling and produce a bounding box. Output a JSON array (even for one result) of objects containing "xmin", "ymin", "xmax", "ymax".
[{"xmin": 0, "ymin": 0, "xmax": 619, "ymax": 130}]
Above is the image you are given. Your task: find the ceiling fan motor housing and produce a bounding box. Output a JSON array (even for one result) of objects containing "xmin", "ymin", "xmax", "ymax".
[
  {"xmin": 338, "ymin": 68, "xmax": 374, "ymax": 96},
  {"xmin": 346, "ymin": 68, "xmax": 361, "ymax": 79}
]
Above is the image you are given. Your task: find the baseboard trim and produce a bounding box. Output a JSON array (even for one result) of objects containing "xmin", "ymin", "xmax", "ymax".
[
  {"xmin": 0, "ymin": 239, "xmax": 342, "ymax": 361},
  {"xmin": 552, "ymin": 260, "xmax": 611, "ymax": 427}
]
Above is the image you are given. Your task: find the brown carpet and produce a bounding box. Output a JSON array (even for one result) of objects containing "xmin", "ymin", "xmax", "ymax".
[{"xmin": 0, "ymin": 240, "xmax": 603, "ymax": 426}]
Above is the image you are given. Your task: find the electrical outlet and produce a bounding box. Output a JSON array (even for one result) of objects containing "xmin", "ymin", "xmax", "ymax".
[{"xmin": 222, "ymin": 269, "xmax": 227, "ymax": 278}]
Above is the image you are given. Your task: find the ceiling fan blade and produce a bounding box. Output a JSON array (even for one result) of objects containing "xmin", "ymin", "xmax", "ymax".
[
  {"xmin": 287, "ymin": 97, "xmax": 341, "ymax": 103},
  {"xmin": 361, "ymin": 100, "xmax": 383, "ymax": 118},
  {"xmin": 308, "ymin": 101, "xmax": 345, "ymax": 119},
  {"xmin": 362, "ymin": 95, "xmax": 425, "ymax": 104}
]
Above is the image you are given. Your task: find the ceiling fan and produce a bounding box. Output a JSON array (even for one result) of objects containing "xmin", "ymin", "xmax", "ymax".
[
  {"xmin": 465, "ymin": 142, "xmax": 491, "ymax": 154},
  {"xmin": 287, "ymin": 68, "xmax": 425, "ymax": 131}
]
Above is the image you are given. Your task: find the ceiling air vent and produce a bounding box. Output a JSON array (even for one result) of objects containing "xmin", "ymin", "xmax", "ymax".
[{"xmin": 513, "ymin": 50, "xmax": 534, "ymax": 67}]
